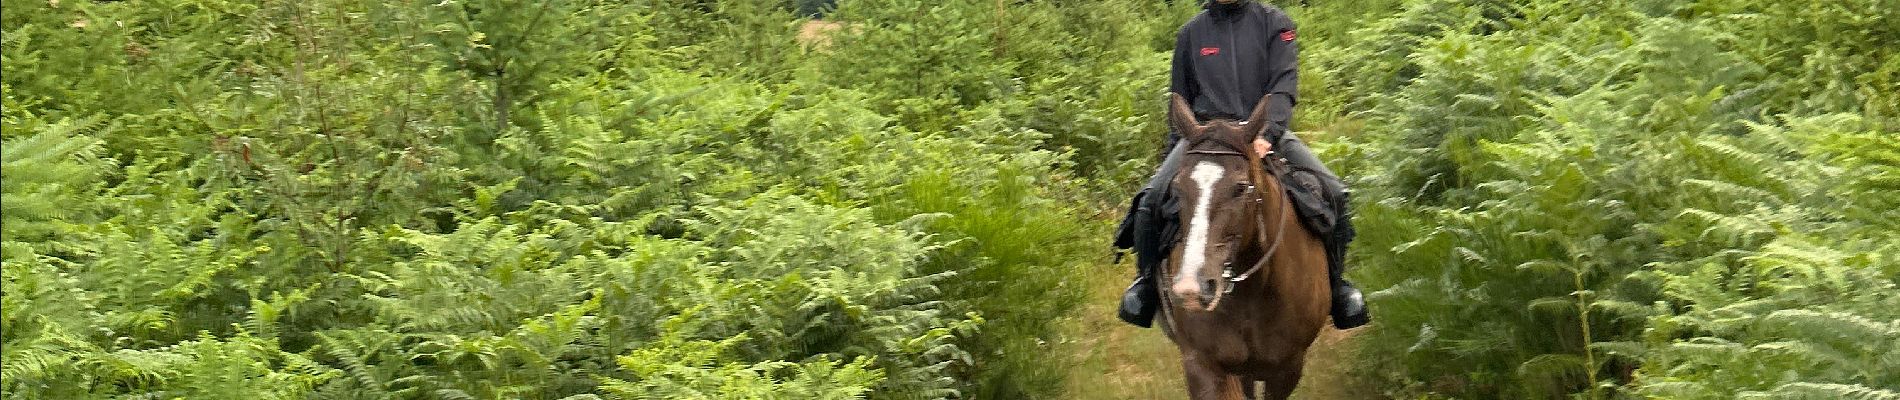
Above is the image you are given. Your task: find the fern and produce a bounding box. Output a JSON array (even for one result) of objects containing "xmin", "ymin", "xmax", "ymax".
[
  {"xmin": 17, "ymin": 0, "xmax": 1891, "ymax": 398},
  {"xmin": 600, "ymin": 322, "xmax": 886, "ymax": 400},
  {"xmin": 1740, "ymin": 383, "xmax": 1900, "ymax": 400},
  {"xmin": 1328, "ymin": 1, "xmax": 1899, "ymax": 398},
  {"xmin": 0, "ymin": 117, "xmax": 106, "ymax": 246}
]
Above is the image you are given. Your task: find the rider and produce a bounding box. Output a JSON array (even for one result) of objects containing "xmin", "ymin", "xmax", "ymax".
[{"xmin": 1117, "ymin": 0, "xmax": 1370, "ymax": 330}]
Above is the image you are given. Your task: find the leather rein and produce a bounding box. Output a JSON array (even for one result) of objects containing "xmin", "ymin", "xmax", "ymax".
[{"xmin": 1174, "ymin": 144, "xmax": 1290, "ymax": 312}]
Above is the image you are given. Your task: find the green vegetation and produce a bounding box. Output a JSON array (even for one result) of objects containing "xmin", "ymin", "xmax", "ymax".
[
  {"xmin": 1296, "ymin": 0, "xmax": 1899, "ymax": 397},
  {"xmin": 3, "ymin": 0, "xmax": 1894, "ymax": 399},
  {"xmin": 2, "ymin": 0, "xmax": 1190, "ymax": 398}
]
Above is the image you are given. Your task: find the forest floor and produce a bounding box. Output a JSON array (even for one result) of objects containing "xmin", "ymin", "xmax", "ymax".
[
  {"xmin": 1054, "ymin": 257, "xmax": 1381, "ymax": 399},
  {"xmin": 796, "ymin": 20, "xmax": 848, "ymax": 48}
]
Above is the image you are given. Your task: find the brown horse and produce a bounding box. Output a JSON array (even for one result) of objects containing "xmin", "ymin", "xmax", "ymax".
[{"xmin": 1156, "ymin": 93, "xmax": 1331, "ymax": 400}]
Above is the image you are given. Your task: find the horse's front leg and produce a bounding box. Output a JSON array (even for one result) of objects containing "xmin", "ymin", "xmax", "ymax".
[
  {"xmin": 1180, "ymin": 352, "xmax": 1248, "ymax": 400},
  {"xmin": 1259, "ymin": 361, "xmax": 1305, "ymax": 400}
]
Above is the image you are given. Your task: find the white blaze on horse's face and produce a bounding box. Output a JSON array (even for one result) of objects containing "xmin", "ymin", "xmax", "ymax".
[{"xmin": 1172, "ymin": 161, "xmax": 1226, "ymax": 304}]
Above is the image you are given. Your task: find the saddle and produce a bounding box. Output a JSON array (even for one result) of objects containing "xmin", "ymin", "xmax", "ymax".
[{"xmin": 1113, "ymin": 161, "xmax": 1343, "ymax": 267}]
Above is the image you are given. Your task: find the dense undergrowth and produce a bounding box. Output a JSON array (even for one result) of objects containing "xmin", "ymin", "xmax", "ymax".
[
  {"xmin": 2, "ymin": 0, "xmax": 1189, "ymax": 398},
  {"xmin": 3, "ymin": 0, "xmax": 1895, "ymax": 399},
  {"xmin": 1297, "ymin": 0, "xmax": 1900, "ymax": 398}
]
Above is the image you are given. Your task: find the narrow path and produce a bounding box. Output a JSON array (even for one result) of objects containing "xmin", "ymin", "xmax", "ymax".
[
  {"xmin": 796, "ymin": 20, "xmax": 848, "ymax": 49},
  {"xmin": 1055, "ymin": 256, "xmax": 1380, "ymax": 399}
]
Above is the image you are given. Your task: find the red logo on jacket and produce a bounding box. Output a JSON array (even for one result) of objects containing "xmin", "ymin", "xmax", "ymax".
[
  {"xmin": 1200, "ymin": 47, "xmax": 1220, "ymax": 56},
  {"xmin": 1279, "ymin": 29, "xmax": 1296, "ymax": 42}
]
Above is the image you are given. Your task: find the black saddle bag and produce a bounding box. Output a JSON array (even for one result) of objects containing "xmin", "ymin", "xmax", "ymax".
[
  {"xmin": 1279, "ymin": 166, "xmax": 1339, "ymax": 237},
  {"xmin": 1113, "ymin": 185, "xmax": 1180, "ymax": 273}
]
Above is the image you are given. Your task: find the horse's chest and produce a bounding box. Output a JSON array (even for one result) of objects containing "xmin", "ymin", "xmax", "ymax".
[{"xmin": 1176, "ymin": 307, "xmax": 1313, "ymax": 367}]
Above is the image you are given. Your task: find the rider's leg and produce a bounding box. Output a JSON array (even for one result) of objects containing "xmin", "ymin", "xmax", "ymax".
[
  {"xmin": 1273, "ymin": 132, "xmax": 1370, "ymax": 329},
  {"xmin": 1120, "ymin": 132, "xmax": 1189, "ymax": 328}
]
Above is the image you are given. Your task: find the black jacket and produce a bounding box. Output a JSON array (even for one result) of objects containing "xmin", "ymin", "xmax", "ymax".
[{"xmin": 1170, "ymin": 0, "xmax": 1299, "ymax": 141}]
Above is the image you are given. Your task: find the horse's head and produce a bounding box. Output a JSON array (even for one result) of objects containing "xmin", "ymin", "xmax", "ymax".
[{"xmin": 1164, "ymin": 93, "xmax": 1278, "ymax": 311}]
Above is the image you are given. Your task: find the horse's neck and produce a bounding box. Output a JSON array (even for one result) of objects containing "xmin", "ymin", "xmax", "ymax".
[{"xmin": 1247, "ymin": 167, "xmax": 1299, "ymax": 286}]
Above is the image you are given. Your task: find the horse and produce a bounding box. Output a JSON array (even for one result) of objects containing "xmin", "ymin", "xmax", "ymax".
[{"xmin": 1155, "ymin": 93, "xmax": 1332, "ymax": 400}]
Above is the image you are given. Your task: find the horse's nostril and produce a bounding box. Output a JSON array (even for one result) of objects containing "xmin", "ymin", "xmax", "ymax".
[{"xmin": 1170, "ymin": 281, "xmax": 1201, "ymax": 303}]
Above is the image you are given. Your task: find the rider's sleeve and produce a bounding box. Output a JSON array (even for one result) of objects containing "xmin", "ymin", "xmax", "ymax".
[
  {"xmin": 1166, "ymin": 30, "xmax": 1196, "ymax": 160},
  {"xmin": 1261, "ymin": 11, "xmax": 1298, "ymax": 142},
  {"xmin": 1169, "ymin": 30, "xmax": 1198, "ymax": 109}
]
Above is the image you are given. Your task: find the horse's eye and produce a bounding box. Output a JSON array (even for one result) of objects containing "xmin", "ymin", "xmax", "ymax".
[{"xmin": 1235, "ymin": 182, "xmax": 1254, "ymax": 196}]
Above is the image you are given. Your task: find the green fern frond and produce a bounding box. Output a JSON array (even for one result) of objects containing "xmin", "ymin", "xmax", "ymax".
[
  {"xmin": 1756, "ymin": 310, "xmax": 1898, "ymax": 362},
  {"xmin": 1675, "ymin": 208, "xmax": 1776, "ymax": 248},
  {"xmin": 1639, "ymin": 381, "xmax": 1717, "ymax": 399},
  {"xmin": 1740, "ymin": 382, "xmax": 1900, "ymax": 400},
  {"xmin": 1, "ymin": 117, "xmax": 107, "ymax": 244},
  {"xmin": 1682, "ymin": 179, "xmax": 1786, "ymax": 206},
  {"xmin": 316, "ymin": 332, "xmax": 395, "ymax": 399}
]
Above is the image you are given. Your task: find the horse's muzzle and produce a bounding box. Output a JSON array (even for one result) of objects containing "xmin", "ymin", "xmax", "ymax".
[{"xmin": 1169, "ymin": 269, "xmax": 1224, "ymax": 311}]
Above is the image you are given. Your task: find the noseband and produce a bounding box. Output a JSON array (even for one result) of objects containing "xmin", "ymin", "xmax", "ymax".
[{"xmin": 1170, "ymin": 143, "xmax": 1291, "ymax": 312}]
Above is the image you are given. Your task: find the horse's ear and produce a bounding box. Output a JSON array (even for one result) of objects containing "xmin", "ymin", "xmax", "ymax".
[
  {"xmin": 1168, "ymin": 93, "xmax": 1200, "ymax": 138},
  {"xmin": 1246, "ymin": 94, "xmax": 1274, "ymax": 136}
]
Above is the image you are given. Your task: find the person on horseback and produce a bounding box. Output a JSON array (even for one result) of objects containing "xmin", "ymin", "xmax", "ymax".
[{"xmin": 1115, "ymin": 0, "xmax": 1370, "ymax": 330}]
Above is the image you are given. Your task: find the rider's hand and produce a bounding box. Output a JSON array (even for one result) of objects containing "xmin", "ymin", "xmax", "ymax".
[{"xmin": 1253, "ymin": 137, "xmax": 1273, "ymax": 157}]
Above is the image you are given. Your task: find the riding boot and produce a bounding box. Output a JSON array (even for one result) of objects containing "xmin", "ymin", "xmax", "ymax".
[
  {"xmin": 1331, "ymin": 281, "xmax": 1370, "ymax": 329},
  {"xmin": 1119, "ymin": 267, "xmax": 1161, "ymax": 328},
  {"xmin": 1330, "ymin": 261, "xmax": 1375, "ymax": 327},
  {"xmin": 1326, "ymin": 192, "xmax": 1370, "ymax": 329}
]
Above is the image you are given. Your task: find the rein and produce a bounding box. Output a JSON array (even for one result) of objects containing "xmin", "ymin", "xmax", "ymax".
[{"xmin": 1173, "ymin": 146, "xmax": 1291, "ymax": 312}]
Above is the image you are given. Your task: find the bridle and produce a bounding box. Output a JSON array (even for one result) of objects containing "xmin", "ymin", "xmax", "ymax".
[{"xmin": 1163, "ymin": 135, "xmax": 1291, "ymax": 313}]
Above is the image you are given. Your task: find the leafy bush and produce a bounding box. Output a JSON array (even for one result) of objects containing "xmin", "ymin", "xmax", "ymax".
[
  {"xmin": 1311, "ymin": 0, "xmax": 1899, "ymax": 398},
  {"xmin": 3, "ymin": 0, "xmax": 1174, "ymax": 398},
  {"xmin": 10, "ymin": 0, "xmax": 1890, "ymax": 398}
]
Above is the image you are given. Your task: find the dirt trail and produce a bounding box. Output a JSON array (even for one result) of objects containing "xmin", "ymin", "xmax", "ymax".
[
  {"xmin": 796, "ymin": 20, "xmax": 848, "ymax": 49},
  {"xmin": 1055, "ymin": 257, "xmax": 1380, "ymax": 399}
]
